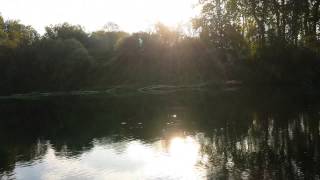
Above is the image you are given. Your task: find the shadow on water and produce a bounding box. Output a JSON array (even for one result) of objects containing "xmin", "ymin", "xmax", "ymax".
[{"xmin": 0, "ymin": 88, "xmax": 319, "ymax": 179}]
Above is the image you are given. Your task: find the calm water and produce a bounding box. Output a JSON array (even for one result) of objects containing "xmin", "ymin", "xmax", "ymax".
[{"xmin": 0, "ymin": 90, "xmax": 319, "ymax": 180}]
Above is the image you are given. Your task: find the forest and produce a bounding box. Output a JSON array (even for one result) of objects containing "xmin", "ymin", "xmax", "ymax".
[{"xmin": 0, "ymin": 0, "xmax": 319, "ymax": 95}]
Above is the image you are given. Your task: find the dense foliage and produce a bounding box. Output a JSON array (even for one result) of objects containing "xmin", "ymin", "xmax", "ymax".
[
  {"xmin": 194, "ymin": 0, "xmax": 320, "ymax": 85},
  {"xmin": 0, "ymin": 0, "xmax": 320, "ymax": 95}
]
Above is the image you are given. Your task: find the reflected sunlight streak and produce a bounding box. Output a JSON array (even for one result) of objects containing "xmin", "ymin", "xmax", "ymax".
[{"xmin": 169, "ymin": 137, "xmax": 200, "ymax": 168}]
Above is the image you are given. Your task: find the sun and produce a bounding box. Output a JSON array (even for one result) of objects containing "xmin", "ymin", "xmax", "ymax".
[
  {"xmin": 103, "ymin": 0, "xmax": 199, "ymax": 32},
  {"xmin": 144, "ymin": 0, "xmax": 198, "ymax": 27}
]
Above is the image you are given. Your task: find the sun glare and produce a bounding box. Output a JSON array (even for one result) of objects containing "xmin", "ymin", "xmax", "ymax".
[
  {"xmin": 123, "ymin": 136, "xmax": 204, "ymax": 179},
  {"xmin": 0, "ymin": 0, "xmax": 199, "ymax": 33},
  {"xmin": 169, "ymin": 136, "xmax": 200, "ymax": 166}
]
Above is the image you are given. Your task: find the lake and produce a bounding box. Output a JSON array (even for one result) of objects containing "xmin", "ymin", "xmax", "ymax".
[{"xmin": 0, "ymin": 89, "xmax": 319, "ymax": 180}]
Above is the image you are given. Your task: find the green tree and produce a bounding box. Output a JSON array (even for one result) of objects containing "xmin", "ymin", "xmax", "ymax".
[{"xmin": 44, "ymin": 23, "xmax": 89, "ymax": 46}]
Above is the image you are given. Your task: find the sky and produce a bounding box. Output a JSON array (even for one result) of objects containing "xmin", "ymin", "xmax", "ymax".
[{"xmin": 0, "ymin": 0, "xmax": 199, "ymax": 34}]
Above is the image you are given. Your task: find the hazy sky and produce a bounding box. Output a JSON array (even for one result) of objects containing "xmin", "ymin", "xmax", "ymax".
[{"xmin": 0, "ymin": 0, "xmax": 199, "ymax": 34}]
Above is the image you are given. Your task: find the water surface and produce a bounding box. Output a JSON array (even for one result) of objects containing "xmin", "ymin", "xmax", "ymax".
[{"xmin": 0, "ymin": 90, "xmax": 319, "ymax": 179}]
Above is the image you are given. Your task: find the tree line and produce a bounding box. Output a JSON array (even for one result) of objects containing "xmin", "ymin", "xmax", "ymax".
[
  {"xmin": 0, "ymin": 0, "xmax": 319, "ymax": 95},
  {"xmin": 194, "ymin": 0, "xmax": 320, "ymax": 86}
]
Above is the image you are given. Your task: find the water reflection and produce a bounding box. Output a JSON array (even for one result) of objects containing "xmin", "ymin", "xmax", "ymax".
[
  {"xmin": 0, "ymin": 90, "xmax": 319, "ymax": 179},
  {"xmin": 2, "ymin": 136, "xmax": 205, "ymax": 180}
]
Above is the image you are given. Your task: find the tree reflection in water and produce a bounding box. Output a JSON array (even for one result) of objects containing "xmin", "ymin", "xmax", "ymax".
[{"xmin": 0, "ymin": 90, "xmax": 319, "ymax": 179}]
